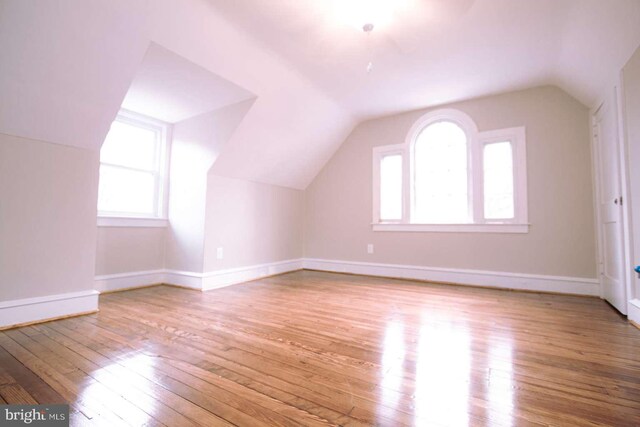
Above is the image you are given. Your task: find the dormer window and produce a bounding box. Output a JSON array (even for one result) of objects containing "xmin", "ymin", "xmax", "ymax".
[{"xmin": 97, "ymin": 110, "xmax": 170, "ymax": 224}]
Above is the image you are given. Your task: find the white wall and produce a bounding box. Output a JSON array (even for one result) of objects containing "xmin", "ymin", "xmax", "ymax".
[
  {"xmin": 95, "ymin": 227, "xmax": 165, "ymax": 276},
  {"xmin": 164, "ymin": 100, "xmax": 255, "ymax": 274},
  {"xmin": 305, "ymin": 86, "xmax": 597, "ymax": 282},
  {"xmin": 203, "ymin": 175, "xmax": 304, "ymax": 272},
  {"xmin": 0, "ymin": 133, "xmax": 99, "ymax": 316},
  {"xmin": 162, "ymin": 108, "xmax": 212, "ymax": 274}
]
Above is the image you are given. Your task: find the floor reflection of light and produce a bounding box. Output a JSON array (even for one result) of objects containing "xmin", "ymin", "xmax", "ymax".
[
  {"xmin": 488, "ymin": 339, "xmax": 514, "ymax": 426},
  {"xmin": 414, "ymin": 318, "xmax": 471, "ymax": 427},
  {"xmin": 378, "ymin": 320, "xmax": 406, "ymax": 421},
  {"xmin": 78, "ymin": 353, "xmax": 159, "ymax": 425}
]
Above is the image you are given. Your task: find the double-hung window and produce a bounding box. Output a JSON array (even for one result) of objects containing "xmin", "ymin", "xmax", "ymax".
[
  {"xmin": 373, "ymin": 108, "xmax": 528, "ymax": 233},
  {"xmin": 97, "ymin": 110, "xmax": 170, "ymax": 226}
]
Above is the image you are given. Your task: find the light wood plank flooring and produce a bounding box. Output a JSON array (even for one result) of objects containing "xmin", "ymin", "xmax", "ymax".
[{"xmin": 1, "ymin": 270, "xmax": 639, "ymax": 426}]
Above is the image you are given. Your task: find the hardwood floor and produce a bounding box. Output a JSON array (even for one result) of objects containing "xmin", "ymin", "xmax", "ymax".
[{"xmin": 1, "ymin": 270, "xmax": 640, "ymax": 426}]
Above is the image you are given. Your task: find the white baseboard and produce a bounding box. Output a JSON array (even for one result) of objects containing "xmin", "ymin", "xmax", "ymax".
[
  {"xmin": 95, "ymin": 270, "xmax": 165, "ymax": 292},
  {"xmin": 93, "ymin": 258, "xmax": 600, "ymax": 297},
  {"xmin": 163, "ymin": 270, "xmax": 204, "ymax": 290},
  {"xmin": 0, "ymin": 290, "xmax": 99, "ymax": 329},
  {"xmin": 94, "ymin": 259, "xmax": 304, "ymax": 292},
  {"xmin": 629, "ymin": 299, "xmax": 640, "ymax": 325},
  {"xmin": 201, "ymin": 259, "xmax": 304, "ymax": 290},
  {"xmin": 3, "ymin": 258, "xmax": 602, "ymax": 330},
  {"xmin": 303, "ymin": 258, "xmax": 600, "ymax": 296}
]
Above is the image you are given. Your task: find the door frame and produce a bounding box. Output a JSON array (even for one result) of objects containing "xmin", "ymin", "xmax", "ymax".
[{"xmin": 590, "ymin": 74, "xmax": 634, "ymax": 314}]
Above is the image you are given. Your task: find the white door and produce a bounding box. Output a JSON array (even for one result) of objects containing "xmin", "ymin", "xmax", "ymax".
[{"xmin": 594, "ymin": 90, "xmax": 627, "ymax": 314}]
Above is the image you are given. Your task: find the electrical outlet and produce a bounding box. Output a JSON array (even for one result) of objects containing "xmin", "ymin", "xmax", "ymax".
[
  {"xmin": 216, "ymin": 247, "xmax": 224, "ymax": 260},
  {"xmin": 367, "ymin": 244, "xmax": 374, "ymax": 254}
]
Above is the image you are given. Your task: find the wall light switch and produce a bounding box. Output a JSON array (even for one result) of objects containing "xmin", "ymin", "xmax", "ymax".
[
  {"xmin": 367, "ymin": 244, "xmax": 374, "ymax": 254},
  {"xmin": 217, "ymin": 247, "xmax": 224, "ymax": 259}
]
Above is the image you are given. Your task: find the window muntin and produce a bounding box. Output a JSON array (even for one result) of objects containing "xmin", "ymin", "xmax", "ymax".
[
  {"xmin": 413, "ymin": 121, "xmax": 470, "ymax": 224},
  {"xmin": 98, "ymin": 112, "xmax": 168, "ymax": 218},
  {"xmin": 372, "ymin": 109, "xmax": 527, "ymax": 232}
]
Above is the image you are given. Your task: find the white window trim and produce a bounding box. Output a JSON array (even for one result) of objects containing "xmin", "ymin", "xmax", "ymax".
[
  {"xmin": 98, "ymin": 109, "xmax": 172, "ymax": 228},
  {"xmin": 372, "ymin": 109, "xmax": 529, "ymax": 233},
  {"xmin": 373, "ymin": 144, "xmax": 406, "ymax": 223},
  {"xmin": 97, "ymin": 217, "xmax": 169, "ymax": 228},
  {"xmin": 477, "ymin": 126, "xmax": 529, "ymax": 225},
  {"xmin": 372, "ymin": 223, "xmax": 529, "ymax": 233}
]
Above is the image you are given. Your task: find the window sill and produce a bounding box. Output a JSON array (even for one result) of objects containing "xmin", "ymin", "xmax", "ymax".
[
  {"xmin": 372, "ymin": 223, "xmax": 529, "ymax": 233},
  {"xmin": 97, "ymin": 217, "xmax": 169, "ymax": 228}
]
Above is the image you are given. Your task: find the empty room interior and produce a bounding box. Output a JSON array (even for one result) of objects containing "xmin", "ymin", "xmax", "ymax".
[{"xmin": 2, "ymin": 0, "xmax": 640, "ymax": 425}]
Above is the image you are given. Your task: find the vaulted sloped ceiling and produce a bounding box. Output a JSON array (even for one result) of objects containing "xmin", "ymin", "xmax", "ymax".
[
  {"xmin": 146, "ymin": 0, "xmax": 356, "ymax": 189},
  {"xmin": 1, "ymin": 0, "xmax": 639, "ymax": 190},
  {"xmin": 210, "ymin": 0, "xmax": 640, "ymax": 118},
  {"xmin": 0, "ymin": 0, "xmax": 355, "ymax": 189},
  {"xmin": 0, "ymin": 0, "xmax": 149, "ymax": 150},
  {"xmin": 121, "ymin": 43, "xmax": 256, "ymax": 124}
]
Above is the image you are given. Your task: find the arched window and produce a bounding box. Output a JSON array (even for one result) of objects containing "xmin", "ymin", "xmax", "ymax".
[
  {"xmin": 373, "ymin": 109, "xmax": 528, "ymax": 233},
  {"xmin": 413, "ymin": 120, "xmax": 470, "ymax": 223}
]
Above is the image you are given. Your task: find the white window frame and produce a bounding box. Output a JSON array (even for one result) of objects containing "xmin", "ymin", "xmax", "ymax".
[
  {"xmin": 372, "ymin": 109, "xmax": 529, "ymax": 233},
  {"xmin": 478, "ymin": 127, "xmax": 528, "ymax": 226},
  {"xmin": 373, "ymin": 144, "xmax": 406, "ymax": 223},
  {"xmin": 97, "ymin": 109, "xmax": 171, "ymax": 228}
]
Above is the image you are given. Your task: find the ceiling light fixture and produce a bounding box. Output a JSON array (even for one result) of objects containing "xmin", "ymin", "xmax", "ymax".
[
  {"xmin": 363, "ymin": 23, "xmax": 375, "ymax": 73},
  {"xmin": 333, "ymin": 0, "xmax": 414, "ymax": 73}
]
